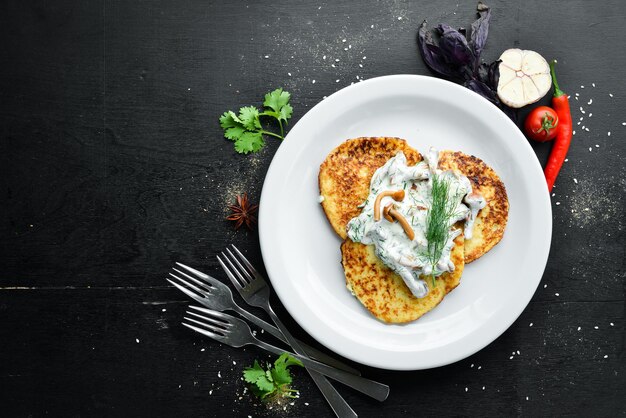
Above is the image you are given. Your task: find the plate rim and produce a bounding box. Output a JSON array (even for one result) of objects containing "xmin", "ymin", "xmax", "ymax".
[{"xmin": 259, "ymin": 74, "xmax": 552, "ymax": 370}]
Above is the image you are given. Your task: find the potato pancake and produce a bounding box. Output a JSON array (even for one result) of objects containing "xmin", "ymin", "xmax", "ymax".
[
  {"xmin": 341, "ymin": 231, "xmax": 464, "ymax": 323},
  {"xmin": 319, "ymin": 137, "xmax": 422, "ymax": 239},
  {"xmin": 438, "ymin": 151, "xmax": 509, "ymax": 263}
]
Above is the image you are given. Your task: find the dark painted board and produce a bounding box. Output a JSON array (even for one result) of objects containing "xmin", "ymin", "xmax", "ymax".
[{"xmin": 0, "ymin": 0, "xmax": 625, "ymax": 416}]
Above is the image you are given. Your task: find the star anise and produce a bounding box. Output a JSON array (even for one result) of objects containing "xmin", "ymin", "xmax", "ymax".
[{"xmin": 226, "ymin": 193, "xmax": 259, "ymax": 230}]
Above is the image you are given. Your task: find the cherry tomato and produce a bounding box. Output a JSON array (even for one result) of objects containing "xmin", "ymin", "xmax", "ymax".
[{"xmin": 524, "ymin": 106, "xmax": 559, "ymax": 142}]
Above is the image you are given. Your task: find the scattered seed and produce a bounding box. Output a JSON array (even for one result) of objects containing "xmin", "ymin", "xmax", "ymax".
[
  {"xmin": 594, "ymin": 326, "xmax": 599, "ymax": 329},
  {"xmin": 312, "ymin": 79, "xmax": 315, "ymax": 84},
  {"xmin": 335, "ymin": 58, "xmax": 340, "ymax": 62},
  {"xmin": 610, "ymin": 93, "xmax": 614, "ymax": 97},
  {"xmin": 264, "ymin": 55, "xmax": 269, "ymax": 59},
  {"xmin": 323, "ymin": 55, "xmax": 326, "ymax": 60},
  {"xmin": 610, "ymin": 322, "xmax": 614, "ymax": 326},
  {"xmin": 574, "ymin": 178, "xmax": 578, "ymax": 184},
  {"xmin": 592, "ymin": 83, "xmax": 596, "ymax": 87},
  {"xmin": 555, "ymin": 293, "xmax": 560, "ymax": 296},
  {"xmin": 287, "ymin": 72, "xmax": 291, "ymax": 76},
  {"xmin": 530, "ymin": 322, "xmax": 533, "ymax": 326},
  {"xmin": 608, "ymin": 131, "xmax": 611, "ymax": 136},
  {"xmin": 342, "ymin": 39, "xmax": 346, "ymax": 42},
  {"xmin": 336, "ymin": 79, "xmax": 340, "ymax": 83},
  {"xmin": 595, "ymin": 144, "xmax": 599, "ymax": 147}
]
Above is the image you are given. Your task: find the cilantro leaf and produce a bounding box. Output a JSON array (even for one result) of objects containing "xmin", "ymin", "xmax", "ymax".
[
  {"xmin": 219, "ymin": 89, "xmax": 293, "ymax": 154},
  {"xmin": 263, "ymin": 88, "xmax": 291, "ymax": 113},
  {"xmin": 242, "ymin": 353, "xmax": 303, "ymax": 402},
  {"xmin": 275, "ymin": 352, "xmax": 303, "ymax": 368},
  {"xmin": 219, "ymin": 110, "xmax": 242, "ymax": 129},
  {"xmin": 224, "ymin": 125, "xmax": 246, "ymax": 141},
  {"xmin": 234, "ymin": 131, "xmax": 265, "ymax": 154},
  {"xmin": 279, "ymin": 103, "xmax": 293, "ymax": 122},
  {"xmin": 243, "ymin": 360, "xmax": 265, "ymax": 384},
  {"xmin": 238, "ymin": 106, "xmax": 261, "ymax": 130}
]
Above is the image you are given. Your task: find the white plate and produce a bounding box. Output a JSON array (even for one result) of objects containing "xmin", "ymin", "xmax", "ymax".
[{"xmin": 259, "ymin": 75, "xmax": 551, "ymax": 370}]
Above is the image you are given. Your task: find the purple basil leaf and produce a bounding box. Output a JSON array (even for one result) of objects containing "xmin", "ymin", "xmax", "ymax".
[
  {"xmin": 436, "ymin": 24, "xmax": 475, "ymax": 68},
  {"xmin": 476, "ymin": 60, "xmax": 500, "ymax": 90},
  {"xmin": 417, "ymin": 20, "xmax": 463, "ymax": 80},
  {"xmin": 464, "ymin": 78, "xmax": 516, "ymax": 121},
  {"xmin": 465, "ymin": 79, "xmax": 496, "ymax": 102},
  {"xmin": 470, "ymin": 2, "xmax": 491, "ymax": 61}
]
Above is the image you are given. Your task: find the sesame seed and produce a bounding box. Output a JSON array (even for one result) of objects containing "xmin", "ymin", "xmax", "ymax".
[
  {"xmin": 574, "ymin": 178, "xmax": 578, "ymax": 184},
  {"xmin": 510, "ymin": 356, "xmax": 514, "ymax": 360},
  {"xmin": 478, "ymin": 366, "xmax": 482, "ymax": 370},
  {"xmin": 482, "ymin": 386, "xmax": 485, "ymax": 390},
  {"xmin": 517, "ymin": 350, "xmax": 520, "ymax": 355},
  {"xmin": 556, "ymin": 202, "xmax": 560, "ymax": 205},
  {"xmin": 312, "ymin": 79, "xmax": 315, "ymax": 83},
  {"xmin": 592, "ymin": 83, "xmax": 596, "ymax": 87},
  {"xmin": 336, "ymin": 79, "xmax": 340, "ymax": 83},
  {"xmin": 136, "ymin": 338, "xmax": 140, "ymax": 343},
  {"xmin": 471, "ymin": 364, "xmax": 474, "ymax": 368},
  {"xmin": 371, "ymin": 24, "xmax": 374, "ymax": 28},
  {"xmin": 465, "ymin": 387, "xmax": 468, "ymax": 392},
  {"xmin": 323, "ymin": 55, "xmax": 326, "ymax": 60},
  {"xmin": 604, "ymin": 355, "xmax": 608, "ymax": 359},
  {"xmin": 264, "ymin": 55, "xmax": 269, "ymax": 59},
  {"xmin": 363, "ymin": 56, "xmax": 367, "ymax": 59},
  {"xmin": 530, "ymin": 322, "xmax": 533, "ymax": 326},
  {"xmin": 233, "ymin": 361, "xmax": 236, "ymax": 365},
  {"xmin": 162, "ymin": 308, "xmax": 167, "ymax": 312},
  {"xmin": 342, "ymin": 38, "xmax": 346, "ymax": 42},
  {"xmin": 578, "ymin": 327, "xmax": 581, "ymax": 331},
  {"xmin": 608, "ymin": 132, "xmax": 611, "ymax": 136},
  {"xmin": 526, "ymin": 396, "xmax": 529, "ymax": 401},
  {"xmin": 589, "ymin": 113, "xmax": 593, "ymax": 117},
  {"xmin": 287, "ymin": 72, "xmax": 291, "ymax": 76},
  {"xmin": 585, "ymin": 127, "xmax": 590, "ymax": 131},
  {"xmin": 595, "ymin": 144, "xmax": 599, "ymax": 147},
  {"xmin": 610, "ymin": 322, "xmax": 614, "ymax": 326},
  {"xmin": 201, "ymin": 348, "xmax": 205, "ymax": 352},
  {"xmin": 581, "ymin": 85, "xmax": 585, "ymax": 88},
  {"xmin": 331, "ymin": 64, "xmax": 335, "ymax": 68},
  {"xmin": 349, "ymin": 44, "xmax": 352, "ymax": 49},
  {"xmin": 335, "ymin": 58, "xmax": 340, "ymax": 62},
  {"xmin": 544, "ymin": 284, "xmax": 547, "ymax": 288},
  {"xmin": 305, "ymin": 402, "xmax": 309, "ymax": 406},
  {"xmin": 610, "ymin": 93, "xmax": 614, "ymax": 97},
  {"xmin": 359, "ymin": 63, "xmax": 363, "ymax": 68},
  {"xmin": 344, "ymin": 47, "xmax": 348, "ymax": 51},
  {"xmin": 573, "ymin": 131, "xmax": 576, "ymax": 135},
  {"xmin": 555, "ymin": 293, "xmax": 560, "ymax": 296},
  {"xmin": 594, "ymin": 326, "xmax": 599, "ymax": 329}
]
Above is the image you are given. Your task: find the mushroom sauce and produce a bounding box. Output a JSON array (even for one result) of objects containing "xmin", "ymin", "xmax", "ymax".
[{"xmin": 346, "ymin": 148, "xmax": 486, "ymax": 298}]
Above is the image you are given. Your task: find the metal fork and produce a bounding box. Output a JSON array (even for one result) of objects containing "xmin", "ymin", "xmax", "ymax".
[
  {"xmin": 183, "ymin": 306, "xmax": 389, "ymax": 402},
  {"xmin": 219, "ymin": 245, "xmax": 389, "ymax": 403},
  {"xmin": 167, "ymin": 263, "xmax": 359, "ymax": 375}
]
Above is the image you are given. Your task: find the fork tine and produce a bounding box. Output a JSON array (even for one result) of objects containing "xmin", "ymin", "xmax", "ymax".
[
  {"xmin": 176, "ymin": 262, "xmax": 210, "ymax": 279},
  {"xmin": 176, "ymin": 263, "xmax": 225, "ymax": 288},
  {"xmin": 225, "ymin": 248, "xmax": 254, "ymax": 282},
  {"xmin": 217, "ymin": 254, "xmax": 245, "ymax": 289},
  {"xmin": 183, "ymin": 316, "xmax": 227, "ymax": 335},
  {"xmin": 182, "ymin": 322, "xmax": 225, "ymax": 341},
  {"xmin": 230, "ymin": 245, "xmax": 261, "ymax": 278},
  {"xmin": 168, "ymin": 272, "xmax": 212, "ymax": 295},
  {"xmin": 166, "ymin": 279, "xmax": 209, "ymax": 305},
  {"xmin": 171, "ymin": 268, "xmax": 212, "ymax": 292},
  {"xmin": 184, "ymin": 312, "xmax": 230, "ymax": 332},
  {"xmin": 221, "ymin": 251, "xmax": 250, "ymax": 285},
  {"xmin": 188, "ymin": 305, "xmax": 233, "ymax": 322}
]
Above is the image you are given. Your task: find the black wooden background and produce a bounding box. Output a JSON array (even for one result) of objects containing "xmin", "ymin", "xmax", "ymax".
[{"xmin": 1, "ymin": 0, "xmax": 625, "ymax": 416}]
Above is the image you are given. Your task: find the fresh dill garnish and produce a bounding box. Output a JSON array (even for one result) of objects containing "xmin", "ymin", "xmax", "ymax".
[{"xmin": 425, "ymin": 173, "xmax": 458, "ymax": 284}]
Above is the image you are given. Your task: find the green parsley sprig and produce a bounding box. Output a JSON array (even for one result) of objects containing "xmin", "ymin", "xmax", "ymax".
[
  {"xmin": 243, "ymin": 353, "xmax": 303, "ymax": 402},
  {"xmin": 219, "ymin": 88, "xmax": 293, "ymax": 154}
]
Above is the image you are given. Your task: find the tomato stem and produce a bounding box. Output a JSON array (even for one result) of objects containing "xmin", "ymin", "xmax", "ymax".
[{"xmin": 534, "ymin": 112, "xmax": 557, "ymax": 135}]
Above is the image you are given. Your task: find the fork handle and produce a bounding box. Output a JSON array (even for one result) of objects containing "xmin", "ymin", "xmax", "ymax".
[
  {"xmin": 234, "ymin": 306, "xmax": 360, "ymax": 376},
  {"xmin": 255, "ymin": 338, "xmax": 389, "ymax": 402}
]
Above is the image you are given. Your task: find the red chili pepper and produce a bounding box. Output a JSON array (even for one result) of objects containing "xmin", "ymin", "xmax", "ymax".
[{"xmin": 544, "ymin": 61, "xmax": 572, "ymax": 192}]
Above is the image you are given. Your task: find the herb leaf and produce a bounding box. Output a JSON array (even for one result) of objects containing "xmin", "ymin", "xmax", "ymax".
[
  {"xmin": 234, "ymin": 131, "xmax": 265, "ymax": 154},
  {"xmin": 264, "ymin": 88, "xmax": 291, "ymax": 113},
  {"xmin": 239, "ymin": 106, "xmax": 261, "ymax": 130},
  {"xmin": 219, "ymin": 89, "xmax": 293, "ymax": 154},
  {"xmin": 242, "ymin": 353, "xmax": 303, "ymax": 402},
  {"xmin": 425, "ymin": 173, "xmax": 458, "ymax": 280}
]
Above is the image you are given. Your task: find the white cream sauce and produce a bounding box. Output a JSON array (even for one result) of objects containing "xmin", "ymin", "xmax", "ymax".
[{"xmin": 346, "ymin": 148, "xmax": 486, "ymax": 298}]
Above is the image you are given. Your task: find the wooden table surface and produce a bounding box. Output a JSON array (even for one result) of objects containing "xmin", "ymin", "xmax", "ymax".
[{"xmin": 1, "ymin": 1, "xmax": 624, "ymax": 416}]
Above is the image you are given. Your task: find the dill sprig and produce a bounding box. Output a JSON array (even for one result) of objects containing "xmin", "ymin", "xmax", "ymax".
[{"xmin": 425, "ymin": 173, "xmax": 458, "ymax": 284}]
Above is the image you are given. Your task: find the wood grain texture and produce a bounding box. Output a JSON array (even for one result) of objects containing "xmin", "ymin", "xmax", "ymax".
[{"xmin": 0, "ymin": 0, "xmax": 624, "ymax": 416}]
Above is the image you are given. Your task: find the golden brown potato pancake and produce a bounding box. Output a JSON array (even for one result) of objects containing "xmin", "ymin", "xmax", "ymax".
[
  {"xmin": 319, "ymin": 137, "xmax": 422, "ymax": 239},
  {"xmin": 341, "ymin": 232, "xmax": 464, "ymax": 323},
  {"xmin": 438, "ymin": 151, "xmax": 509, "ymax": 263}
]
